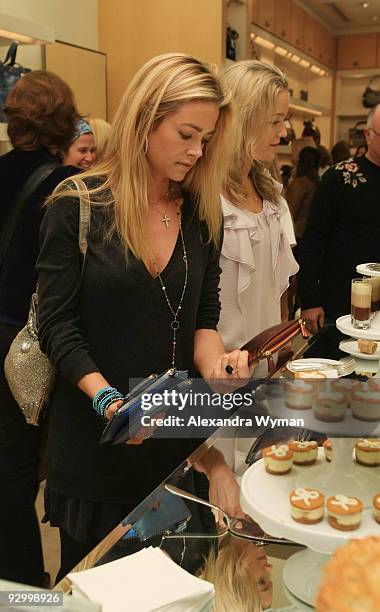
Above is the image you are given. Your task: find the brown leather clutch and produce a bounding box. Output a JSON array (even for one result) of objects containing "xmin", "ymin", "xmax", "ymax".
[{"xmin": 241, "ymin": 318, "xmax": 309, "ymax": 375}]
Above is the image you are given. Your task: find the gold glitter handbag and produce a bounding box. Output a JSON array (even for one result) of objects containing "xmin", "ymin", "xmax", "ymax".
[{"xmin": 4, "ymin": 178, "xmax": 91, "ymax": 426}]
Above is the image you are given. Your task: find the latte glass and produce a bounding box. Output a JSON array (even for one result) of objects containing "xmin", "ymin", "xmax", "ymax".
[{"xmin": 351, "ymin": 278, "xmax": 372, "ymax": 329}]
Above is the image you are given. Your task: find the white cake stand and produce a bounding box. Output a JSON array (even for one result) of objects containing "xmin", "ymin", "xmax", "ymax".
[
  {"xmin": 357, "ymin": 263, "xmax": 380, "ymax": 278},
  {"xmin": 336, "ymin": 313, "xmax": 380, "ymax": 341},
  {"xmin": 240, "ymin": 449, "xmax": 380, "ymax": 607}
]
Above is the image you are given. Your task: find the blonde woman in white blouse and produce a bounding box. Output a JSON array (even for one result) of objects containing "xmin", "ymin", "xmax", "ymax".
[{"xmin": 218, "ymin": 61, "xmax": 299, "ymax": 378}]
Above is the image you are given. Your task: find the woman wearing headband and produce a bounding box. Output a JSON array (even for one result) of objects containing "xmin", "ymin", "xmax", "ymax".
[{"xmin": 62, "ymin": 118, "xmax": 96, "ymax": 170}]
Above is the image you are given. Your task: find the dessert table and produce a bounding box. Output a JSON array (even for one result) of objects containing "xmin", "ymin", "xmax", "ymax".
[{"xmin": 51, "ymin": 324, "xmax": 379, "ymax": 611}]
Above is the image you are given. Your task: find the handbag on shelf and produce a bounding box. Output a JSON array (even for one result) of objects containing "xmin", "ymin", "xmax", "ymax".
[
  {"xmin": 4, "ymin": 178, "xmax": 91, "ymax": 426},
  {"xmin": 362, "ymin": 75, "xmax": 380, "ymax": 108},
  {"xmin": 348, "ymin": 120, "xmax": 367, "ymax": 148},
  {"xmin": 0, "ymin": 42, "xmax": 31, "ymax": 122},
  {"xmin": 241, "ymin": 318, "xmax": 309, "ymax": 375},
  {"xmin": 279, "ymin": 117, "xmax": 296, "ymax": 146}
]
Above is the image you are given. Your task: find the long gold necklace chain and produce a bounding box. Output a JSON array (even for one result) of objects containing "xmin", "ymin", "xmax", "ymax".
[{"xmin": 153, "ymin": 207, "xmax": 188, "ymax": 368}]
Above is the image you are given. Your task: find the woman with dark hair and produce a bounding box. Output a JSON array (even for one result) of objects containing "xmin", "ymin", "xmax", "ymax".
[
  {"xmin": 317, "ymin": 144, "xmax": 332, "ymax": 177},
  {"xmin": 286, "ymin": 146, "xmax": 321, "ymax": 241},
  {"xmin": 0, "ymin": 70, "xmax": 79, "ymax": 587},
  {"xmin": 331, "ymin": 140, "xmax": 351, "ymax": 164}
]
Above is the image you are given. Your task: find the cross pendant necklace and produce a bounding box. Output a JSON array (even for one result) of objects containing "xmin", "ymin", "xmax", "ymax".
[{"xmin": 161, "ymin": 212, "xmax": 170, "ymax": 229}]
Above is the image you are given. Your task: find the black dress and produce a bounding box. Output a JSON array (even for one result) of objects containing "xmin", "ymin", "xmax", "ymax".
[
  {"xmin": 37, "ymin": 188, "xmax": 222, "ymax": 546},
  {"xmin": 0, "ymin": 147, "xmax": 78, "ymax": 587}
]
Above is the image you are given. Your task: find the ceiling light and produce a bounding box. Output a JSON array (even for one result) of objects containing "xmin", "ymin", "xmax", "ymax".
[
  {"xmin": 291, "ymin": 54, "xmax": 301, "ymax": 63},
  {"xmin": 0, "ymin": 28, "xmax": 36, "ymax": 43},
  {"xmin": 319, "ymin": 69, "xmax": 326, "ymax": 76},
  {"xmin": 361, "ymin": 2, "xmax": 370, "ymax": 7},
  {"xmin": 254, "ymin": 36, "xmax": 275, "ymax": 50},
  {"xmin": 299, "ymin": 59, "xmax": 310, "ymax": 68},
  {"xmin": 250, "ymin": 32, "xmax": 256, "ymax": 40},
  {"xmin": 311, "ymin": 64, "xmax": 321, "ymax": 74},
  {"xmin": 274, "ymin": 45, "xmax": 288, "ymax": 56},
  {"xmin": 372, "ymin": 14, "xmax": 379, "ymax": 20}
]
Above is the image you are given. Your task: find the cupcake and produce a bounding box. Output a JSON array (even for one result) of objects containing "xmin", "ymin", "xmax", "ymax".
[
  {"xmin": 283, "ymin": 380, "xmax": 315, "ymax": 410},
  {"xmin": 262, "ymin": 444, "xmax": 293, "ymax": 475},
  {"xmin": 290, "ymin": 488, "xmax": 324, "ymax": 524},
  {"xmin": 351, "ymin": 389, "xmax": 380, "ymax": 421},
  {"xmin": 331, "ymin": 379, "xmax": 359, "ymax": 406},
  {"xmin": 289, "ymin": 440, "xmax": 318, "ymax": 465},
  {"xmin": 323, "ymin": 439, "xmax": 332, "ymax": 462},
  {"xmin": 327, "ymin": 494, "xmax": 363, "ymax": 531},
  {"xmin": 373, "ymin": 493, "xmax": 380, "ymax": 525},
  {"xmin": 355, "ymin": 438, "xmax": 380, "ymax": 466},
  {"xmin": 314, "ymin": 391, "xmax": 347, "ymax": 422}
]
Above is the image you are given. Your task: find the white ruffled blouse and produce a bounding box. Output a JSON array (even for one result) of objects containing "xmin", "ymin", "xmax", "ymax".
[{"xmin": 218, "ymin": 194, "xmax": 299, "ymax": 356}]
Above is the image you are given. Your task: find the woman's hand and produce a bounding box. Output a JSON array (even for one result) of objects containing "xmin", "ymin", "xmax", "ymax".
[
  {"xmin": 207, "ymin": 462, "xmax": 244, "ymax": 524},
  {"xmin": 105, "ymin": 401, "xmax": 166, "ymax": 445},
  {"xmin": 105, "ymin": 399, "xmax": 123, "ymax": 420},
  {"xmin": 208, "ymin": 349, "xmax": 257, "ymax": 393}
]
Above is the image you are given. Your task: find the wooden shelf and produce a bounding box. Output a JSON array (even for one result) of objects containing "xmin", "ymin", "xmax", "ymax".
[
  {"xmin": 289, "ymin": 97, "xmax": 330, "ymax": 116},
  {"xmin": 337, "ymin": 110, "xmax": 367, "ymax": 117}
]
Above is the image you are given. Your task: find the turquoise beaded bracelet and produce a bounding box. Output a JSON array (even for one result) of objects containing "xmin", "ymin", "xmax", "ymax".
[{"xmin": 93, "ymin": 386, "xmax": 124, "ymax": 419}]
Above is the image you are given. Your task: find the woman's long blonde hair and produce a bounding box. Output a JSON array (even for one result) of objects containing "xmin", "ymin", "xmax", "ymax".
[
  {"xmin": 220, "ymin": 60, "xmax": 288, "ymax": 207},
  {"xmin": 199, "ymin": 535, "xmax": 263, "ymax": 612},
  {"xmin": 49, "ymin": 53, "xmax": 234, "ymax": 262}
]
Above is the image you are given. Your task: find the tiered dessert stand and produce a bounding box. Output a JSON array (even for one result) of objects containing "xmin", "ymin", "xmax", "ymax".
[
  {"xmin": 336, "ymin": 263, "xmax": 380, "ymax": 373},
  {"xmin": 241, "ymin": 386, "xmax": 380, "ymax": 607},
  {"xmin": 241, "ymin": 266, "xmax": 380, "ymax": 608}
]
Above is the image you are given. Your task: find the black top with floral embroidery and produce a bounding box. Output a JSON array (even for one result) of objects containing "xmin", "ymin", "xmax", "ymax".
[{"xmin": 298, "ymin": 155, "xmax": 380, "ymax": 320}]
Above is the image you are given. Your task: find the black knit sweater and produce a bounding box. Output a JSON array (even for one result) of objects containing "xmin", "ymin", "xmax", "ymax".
[
  {"xmin": 298, "ymin": 155, "xmax": 380, "ymax": 320},
  {"xmin": 37, "ymin": 190, "xmax": 221, "ymax": 505}
]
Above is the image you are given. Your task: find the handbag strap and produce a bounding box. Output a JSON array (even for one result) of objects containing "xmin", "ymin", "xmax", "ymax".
[
  {"xmin": 3, "ymin": 42, "xmax": 17, "ymax": 66},
  {"xmin": 69, "ymin": 177, "xmax": 91, "ymax": 260},
  {"xmin": 0, "ymin": 162, "xmax": 59, "ymax": 270},
  {"xmin": 30, "ymin": 177, "xmax": 92, "ymax": 336}
]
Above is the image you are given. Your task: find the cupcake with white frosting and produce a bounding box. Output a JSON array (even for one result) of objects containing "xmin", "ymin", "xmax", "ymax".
[
  {"xmin": 289, "ymin": 440, "xmax": 318, "ymax": 465},
  {"xmin": 263, "ymin": 444, "xmax": 293, "ymax": 475},
  {"xmin": 355, "ymin": 438, "xmax": 380, "ymax": 466},
  {"xmin": 351, "ymin": 389, "xmax": 380, "ymax": 421},
  {"xmin": 327, "ymin": 494, "xmax": 363, "ymax": 531},
  {"xmin": 290, "ymin": 488, "xmax": 324, "ymax": 524},
  {"xmin": 314, "ymin": 391, "xmax": 347, "ymax": 422},
  {"xmin": 283, "ymin": 380, "xmax": 315, "ymax": 410}
]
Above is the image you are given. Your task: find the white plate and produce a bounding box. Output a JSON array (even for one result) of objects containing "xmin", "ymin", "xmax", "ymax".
[
  {"xmin": 339, "ymin": 338, "xmax": 380, "ymax": 361},
  {"xmin": 336, "ymin": 314, "xmax": 380, "ymax": 341},
  {"xmin": 286, "ymin": 358, "xmax": 354, "ymax": 377},
  {"xmin": 283, "ymin": 583, "xmax": 315, "ymax": 611},
  {"xmin": 283, "ymin": 549, "xmax": 327, "ymax": 607},
  {"xmin": 357, "ymin": 262, "xmax": 380, "ymax": 278}
]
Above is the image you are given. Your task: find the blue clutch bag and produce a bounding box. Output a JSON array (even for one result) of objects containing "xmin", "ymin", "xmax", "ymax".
[{"xmin": 100, "ymin": 369, "xmax": 190, "ymax": 445}]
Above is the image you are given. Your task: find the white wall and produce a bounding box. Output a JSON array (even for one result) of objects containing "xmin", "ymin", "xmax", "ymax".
[{"xmin": 0, "ymin": 0, "xmax": 98, "ymax": 49}]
